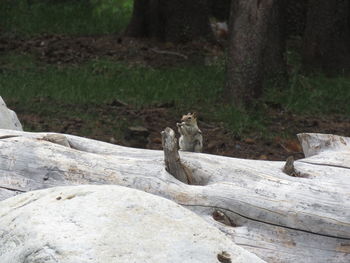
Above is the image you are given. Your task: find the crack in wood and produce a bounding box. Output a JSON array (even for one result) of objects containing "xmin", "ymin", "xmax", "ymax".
[
  {"xmin": 0, "ymin": 135, "xmax": 20, "ymax": 140},
  {"xmin": 0, "ymin": 185, "xmax": 26, "ymax": 193},
  {"xmin": 298, "ymin": 160, "xmax": 350, "ymax": 170},
  {"xmin": 182, "ymin": 204, "xmax": 350, "ymax": 241}
]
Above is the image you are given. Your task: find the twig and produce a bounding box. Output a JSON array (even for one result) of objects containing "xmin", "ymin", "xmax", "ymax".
[{"xmin": 151, "ymin": 48, "xmax": 188, "ymax": 60}]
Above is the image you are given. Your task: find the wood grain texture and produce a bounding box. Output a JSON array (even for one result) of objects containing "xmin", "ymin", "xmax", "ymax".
[{"xmin": 0, "ymin": 129, "xmax": 349, "ymax": 262}]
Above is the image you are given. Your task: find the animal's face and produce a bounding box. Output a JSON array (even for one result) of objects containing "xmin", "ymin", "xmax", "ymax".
[{"xmin": 181, "ymin": 112, "xmax": 197, "ymax": 125}]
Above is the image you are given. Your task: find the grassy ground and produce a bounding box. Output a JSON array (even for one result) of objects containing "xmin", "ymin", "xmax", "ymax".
[
  {"xmin": 266, "ymin": 49, "xmax": 350, "ymax": 115},
  {"xmin": 0, "ymin": 0, "xmax": 131, "ymax": 36},
  {"xmin": 2, "ymin": 50, "xmax": 349, "ymax": 134},
  {"xmin": 1, "ymin": 0, "xmax": 350, "ymax": 159}
]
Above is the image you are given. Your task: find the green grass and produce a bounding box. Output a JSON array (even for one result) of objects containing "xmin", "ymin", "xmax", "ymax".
[
  {"xmin": 265, "ymin": 50, "xmax": 350, "ymax": 115},
  {"xmin": 0, "ymin": 0, "xmax": 131, "ymax": 36},
  {"xmin": 1, "ymin": 52, "xmax": 350, "ymax": 136},
  {"xmin": 207, "ymin": 105, "xmax": 267, "ymax": 136},
  {"xmin": 2, "ymin": 1, "xmax": 349, "ymax": 140},
  {"xmin": 0, "ymin": 53, "xmax": 263, "ymax": 136},
  {"xmin": 280, "ymin": 74, "xmax": 350, "ymax": 114},
  {"xmin": 0, "ymin": 53, "xmax": 225, "ymax": 106}
]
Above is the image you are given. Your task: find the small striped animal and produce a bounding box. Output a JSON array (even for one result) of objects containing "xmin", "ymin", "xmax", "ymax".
[{"xmin": 176, "ymin": 112, "xmax": 203, "ymax": 152}]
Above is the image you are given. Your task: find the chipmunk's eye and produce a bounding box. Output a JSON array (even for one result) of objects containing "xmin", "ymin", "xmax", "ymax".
[{"xmin": 188, "ymin": 117, "xmax": 192, "ymax": 120}]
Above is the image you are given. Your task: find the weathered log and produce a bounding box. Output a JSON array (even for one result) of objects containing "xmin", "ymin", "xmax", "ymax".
[
  {"xmin": 0, "ymin": 129, "xmax": 349, "ymax": 262},
  {"xmin": 0, "ymin": 96, "xmax": 22, "ymax": 131},
  {"xmin": 0, "ymin": 185, "xmax": 265, "ymax": 263}
]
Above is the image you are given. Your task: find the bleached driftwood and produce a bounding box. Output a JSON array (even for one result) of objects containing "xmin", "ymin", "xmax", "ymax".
[
  {"xmin": 0, "ymin": 185, "xmax": 265, "ymax": 263},
  {"xmin": 0, "ymin": 128, "xmax": 349, "ymax": 262},
  {"xmin": 0, "ymin": 96, "xmax": 22, "ymax": 131}
]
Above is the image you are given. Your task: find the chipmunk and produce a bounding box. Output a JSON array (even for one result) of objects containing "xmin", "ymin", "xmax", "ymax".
[
  {"xmin": 210, "ymin": 21, "xmax": 228, "ymax": 40},
  {"xmin": 176, "ymin": 112, "xmax": 203, "ymax": 152}
]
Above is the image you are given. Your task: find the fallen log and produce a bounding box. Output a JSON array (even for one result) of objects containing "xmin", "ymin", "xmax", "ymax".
[
  {"xmin": 0, "ymin": 96, "xmax": 22, "ymax": 131},
  {"xmin": 0, "ymin": 128, "xmax": 349, "ymax": 262},
  {"xmin": 0, "ymin": 185, "xmax": 265, "ymax": 263}
]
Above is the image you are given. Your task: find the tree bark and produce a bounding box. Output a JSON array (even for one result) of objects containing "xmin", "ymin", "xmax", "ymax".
[
  {"xmin": 303, "ymin": 0, "xmax": 350, "ymax": 73},
  {"xmin": 286, "ymin": 0, "xmax": 307, "ymax": 37},
  {"xmin": 263, "ymin": 0, "xmax": 288, "ymax": 89},
  {"xmin": 208, "ymin": 0, "xmax": 231, "ymax": 21},
  {"xmin": 225, "ymin": 0, "xmax": 287, "ymax": 107},
  {"xmin": 125, "ymin": 0, "xmax": 213, "ymax": 42},
  {"xmin": 0, "ymin": 129, "xmax": 350, "ymax": 262}
]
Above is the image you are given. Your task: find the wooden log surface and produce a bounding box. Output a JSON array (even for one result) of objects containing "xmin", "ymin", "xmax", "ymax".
[
  {"xmin": 0, "ymin": 129, "xmax": 349, "ymax": 262},
  {"xmin": 161, "ymin": 127, "xmax": 193, "ymax": 184},
  {"xmin": 0, "ymin": 96, "xmax": 23, "ymax": 131},
  {"xmin": 0, "ymin": 185, "xmax": 266, "ymax": 263}
]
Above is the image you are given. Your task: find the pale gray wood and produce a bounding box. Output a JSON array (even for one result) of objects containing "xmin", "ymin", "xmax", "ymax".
[
  {"xmin": 0, "ymin": 129, "xmax": 349, "ymax": 262},
  {"xmin": 161, "ymin": 127, "xmax": 192, "ymax": 184},
  {"xmin": 298, "ymin": 133, "xmax": 350, "ymax": 157},
  {"xmin": 0, "ymin": 185, "xmax": 266, "ymax": 263},
  {"xmin": 0, "ymin": 97, "xmax": 22, "ymax": 131},
  {"xmin": 189, "ymin": 206, "xmax": 350, "ymax": 263}
]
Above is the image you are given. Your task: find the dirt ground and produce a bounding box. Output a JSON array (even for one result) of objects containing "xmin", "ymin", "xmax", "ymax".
[
  {"xmin": 2, "ymin": 34, "xmax": 350, "ymax": 161},
  {"xmin": 1, "ymin": 34, "xmax": 222, "ymax": 67},
  {"xmin": 13, "ymin": 101, "xmax": 350, "ymax": 161}
]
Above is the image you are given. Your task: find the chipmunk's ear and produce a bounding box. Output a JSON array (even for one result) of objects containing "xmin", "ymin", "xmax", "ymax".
[{"xmin": 192, "ymin": 112, "xmax": 197, "ymax": 118}]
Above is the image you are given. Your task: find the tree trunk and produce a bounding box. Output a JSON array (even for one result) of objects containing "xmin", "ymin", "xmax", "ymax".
[
  {"xmin": 286, "ymin": 0, "xmax": 307, "ymax": 37},
  {"xmin": 0, "ymin": 129, "xmax": 350, "ymax": 262},
  {"xmin": 263, "ymin": 0, "xmax": 288, "ymax": 89},
  {"xmin": 208, "ymin": 0, "xmax": 231, "ymax": 21},
  {"xmin": 125, "ymin": 0, "xmax": 213, "ymax": 42},
  {"xmin": 303, "ymin": 0, "xmax": 350, "ymax": 73},
  {"xmin": 225, "ymin": 0, "xmax": 287, "ymax": 107}
]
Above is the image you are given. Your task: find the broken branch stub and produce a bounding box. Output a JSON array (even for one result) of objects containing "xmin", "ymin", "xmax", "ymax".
[{"xmin": 161, "ymin": 127, "xmax": 193, "ymax": 184}]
